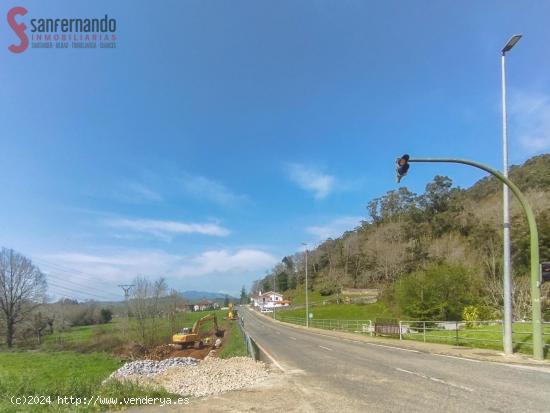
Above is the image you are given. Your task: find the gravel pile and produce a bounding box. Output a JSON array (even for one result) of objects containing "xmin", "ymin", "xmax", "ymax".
[
  {"xmin": 109, "ymin": 357, "xmax": 199, "ymax": 379},
  {"xmin": 151, "ymin": 357, "xmax": 269, "ymax": 397}
]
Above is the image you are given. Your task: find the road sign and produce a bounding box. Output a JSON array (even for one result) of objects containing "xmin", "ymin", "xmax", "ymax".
[{"xmin": 309, "ymin": 313, "xmax": 313, "ymax": 319}]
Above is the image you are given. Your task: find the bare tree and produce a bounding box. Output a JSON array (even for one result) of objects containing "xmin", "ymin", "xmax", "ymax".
[
  {"xmin": 0, "ymin": 248, "xmax": 47, "ymax": 348},
  {"xmin": 166, "ymin": 289, "xmax": 185, "ymax": 334},
  {"xmin": 130, "ymin": 276, "xmax": 150, "ymax": 342},
  {"xmin": 129, "ymin": 276, "xmax": 168, "ymax": 345},
  {"xmin": 32, "ymin": 311, "xmax": 48, "ymax": 345}
]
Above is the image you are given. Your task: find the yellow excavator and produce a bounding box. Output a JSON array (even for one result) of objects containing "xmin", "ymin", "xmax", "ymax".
[
  {"xmin": 227, "ymin": 302, "xmax": 238, "ymax": 321},
  {"xmin": 172, "ymin": 313, "xmax": 220, "ymax": 349}
]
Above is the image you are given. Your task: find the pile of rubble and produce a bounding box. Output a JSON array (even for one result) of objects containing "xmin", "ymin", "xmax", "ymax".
[
  {"xmin": 108, "ymin": 356, "xmax": 269, "ymax": 397},
  {"xmin": 151, "ymin": 356, "xmax": 269, "ymax": 397},
  {"xmin": 108, "ymin": 357, "xmax": 199, "ymax": 379}
]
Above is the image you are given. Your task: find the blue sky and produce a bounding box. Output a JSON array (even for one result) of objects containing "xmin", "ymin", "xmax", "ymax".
[{"xmin": 1, "ymin": 0, "xmax": 550, "ymax": 300}]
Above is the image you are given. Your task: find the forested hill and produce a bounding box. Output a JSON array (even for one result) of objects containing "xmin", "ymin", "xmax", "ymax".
[
  {"xmin": 467, "ymin": 154, "xmax": 550, "ymax": 200},
  {"xmin": 253, "ymin": 154, "xmax": 550, "ymax": 320}
]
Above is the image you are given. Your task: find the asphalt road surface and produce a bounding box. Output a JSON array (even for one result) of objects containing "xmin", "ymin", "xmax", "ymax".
[{"xmin": 241, "ymin": 307, "xmax": 550, "ymax": 413}]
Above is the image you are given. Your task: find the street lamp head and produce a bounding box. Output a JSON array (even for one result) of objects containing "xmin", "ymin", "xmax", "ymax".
[{"xmin": 502, "ymin": 34, "xmax": 522, "ymax": 54}]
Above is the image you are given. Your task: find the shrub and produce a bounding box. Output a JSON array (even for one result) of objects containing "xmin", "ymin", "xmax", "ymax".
[
  {"xmin": 100, "ymin": 308, "xmax": 113, "ymax": 324},
  {"xmin": 394, "ymin": 263, "xmax": 481, "ymax": 320}
]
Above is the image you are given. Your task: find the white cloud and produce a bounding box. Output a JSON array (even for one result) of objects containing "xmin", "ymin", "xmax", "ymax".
[
  {"xmin": 109, "ymin": 181, "xmax": 163, "ymax": 204},
  {"xmin": 181, "ymin": 174, "xmax": 248, "ymax": 206},
  {"xmin": 127, "ymin": 182, "xmax": 163, "ymax": 202},
  {"xmin": 104, "ymin": 218, "xmax": 230, "ymax": 238},
  {"xmin": 175, "ymin": 249, "xmax": 278, "ymax": 277},
  {"xmin": 42, "ymin": 248, "xmax": 277, "ymax": 284},
  {"xmin": 306, "ymin": 216, "xmax": 363, "ymax": 240},
  {"xmin": 510, "ymin": 92, "xmax": 550, "ymax": 153},
  {"xmin": 287, "ymin": 163, "xmax": 336, "ymax": 199}
]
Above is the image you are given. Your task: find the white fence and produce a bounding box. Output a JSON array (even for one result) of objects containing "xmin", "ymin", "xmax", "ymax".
[
  {"xmin": 276, "ymin": 315, "xmax": 373, "ymax": 335},
  {"xmin": 275, "ymin": 313, "xmax": 550, "ymax": 354}
]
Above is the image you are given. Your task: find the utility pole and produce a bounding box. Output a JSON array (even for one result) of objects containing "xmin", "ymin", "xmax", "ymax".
[
  {"xmin": 118, "ymin": 284, "xmax": 134, "ymax": 335},
  {"xmin": 302, "ymin": 243, "xmax": 309, "ymax": 328},
  {"xmin": 501, "ymin": 34, "xmax": 522, "ymax": 356},
  {"xmin": 400, "ymin": 156, "xmax": 543, "ymax": 360},
  {"xmin": 60, "ymin": 296, "xmax": 65, "ymax": 346}
]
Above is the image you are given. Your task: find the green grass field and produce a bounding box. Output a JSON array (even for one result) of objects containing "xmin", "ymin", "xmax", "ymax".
[
  {"xmin": 401, "ymin": 321, "xmax": 550, "ymax": 357},
  {"xmin": 41, "ymin": 310, "xmax": 228, "ymax": 352},
  {"xmin": 0, "ymin": 351, "xmax": 174, "ymax": 412},
  {"xmin": 282, "ymin": 289, "xmax": 338, "ymax": 306},
  {"xmin": 276, "ymin": 302, "xmax": 550, "ymax": 358},
  {"xmin": 0, "ymin": 310, "xmax": 249, "ymax": 412},
  {"xmin": 278, "ymin": 302, "xmax": 393, "ymax": 320},
  {"xmin": 219, "ymin": 321, "xmax": 248, "ymax": 359}
]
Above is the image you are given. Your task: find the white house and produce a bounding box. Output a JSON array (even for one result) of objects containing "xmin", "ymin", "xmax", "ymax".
[{"xmin": 252, "ymin": 291, "xmax": 290, "ymax": 309}]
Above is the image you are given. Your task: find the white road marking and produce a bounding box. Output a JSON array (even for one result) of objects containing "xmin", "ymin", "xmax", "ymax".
[
  {"xmin": 433, "ymin": 353, "xmax": 480, "ymax": 363},
  {"xmin": 364, "ymin": 342, "xmax": 420, "ymax": 353},
  {"xmin": 289, "ymin": 336, "xmax": 297, "ymax": 340},
  {"xmin": 249, "ymin": 335, "xmax": 286, "ymax": 372},
  {"xmin": 395, "ymin": 368, "xmax": 473, "ymax": 392},
  {"xmin": 319, "ymin": 345, "xmax": 333, "ymax": 351},
  {"xmin": 499, "ymin": 363, "xmax": 550, "ymax": 374}
]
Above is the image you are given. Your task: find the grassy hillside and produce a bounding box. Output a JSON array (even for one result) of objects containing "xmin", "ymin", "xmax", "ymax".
[{"xmin": 278, "ymin": 302, "xmax": 392, "ymax": 320}]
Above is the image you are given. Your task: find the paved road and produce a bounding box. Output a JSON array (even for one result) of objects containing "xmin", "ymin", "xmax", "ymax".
[{"xmin": 242, "ymin": 307, "xmax": 550, "ymax": 413}]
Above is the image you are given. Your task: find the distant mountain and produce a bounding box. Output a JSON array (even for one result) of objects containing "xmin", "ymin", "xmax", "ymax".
[{"xmin": 181, "ymin": 290, "xmax": 237, "ymax": 302}]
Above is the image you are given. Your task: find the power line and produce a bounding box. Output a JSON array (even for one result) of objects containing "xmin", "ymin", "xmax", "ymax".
[
  {"xmin": 35, "ymin": 259, "xmax": 109, "ymax": 283},
  {"xmin": 44, "ymin": 272, "xmax": 120, "ymax": 299},
  {"xmin": 32, "ymin": 257, "xmax": 101, "ymax": 278},
  {"xmin": 31, "ymin": 257, "xmax": 124, "ymax": 300},
  {"xmin": 28, "ymin": 255, "xmax": 133, "ymax": 302},
  {"xmin": 47, "ymin": 281, "xmax": 119, "ymax": 302}
]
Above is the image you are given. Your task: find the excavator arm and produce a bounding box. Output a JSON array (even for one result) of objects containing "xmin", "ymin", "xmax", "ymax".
[{"xmin": 173, "ymin": 313, "xmax": 219, "ymax": 347}]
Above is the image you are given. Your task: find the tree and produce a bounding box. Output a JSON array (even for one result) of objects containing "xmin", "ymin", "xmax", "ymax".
[
  {"xmin": 165, "ymin": 289, "xmax": 185, "ymax": 334},
  {"xmin": 223, "ymin": 294, "xmax": 229, "ymax": 307},
  {"xmin": 394, "ymin": 263, "xmax": 480, "ymax": 320},
  {"xmin": 0, "ymin": 248, "xmax": 47, "ymax": 348},
  {"xmin": 100, "ymin": 308, "xmax": 113, "ymax": 324},
  {"xmin": 276, "ymin": 271, "xmax": 289, "ymax": 292},
  {"xmin": 240, "ymin": 286, "xmax": 248, "ymax": 304},
  {"xmin": 32, "ymin": 311, "xmax": 48, "ymax": 344},
  {"xmin": 421, "ymin": 175, "xmax": 453, "ymax": 215},
  {"xmin": 129, "ymin": 276, "xmax": 168, "ymax": 344}
]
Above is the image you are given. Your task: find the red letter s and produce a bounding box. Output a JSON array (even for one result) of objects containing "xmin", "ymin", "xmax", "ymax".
[{"xmin": 7, "ymin": 6, "xmax": 29, "ymax": 53}]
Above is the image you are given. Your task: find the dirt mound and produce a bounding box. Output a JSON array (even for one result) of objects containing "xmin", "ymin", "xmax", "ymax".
[
  {"xmin": 116, "ymin": 342, "xmax": 148, "ymax": 359},
  {"xmin": 146, "ymin": 344, "xmax": 213, "ymax": 360},
  {"xmin": 148, "ymin": 344, "xmax": 175, "ymax": 360},
  {"xmin": 115, "ymin": 324, "xmax": 228, "ymax": 361}
]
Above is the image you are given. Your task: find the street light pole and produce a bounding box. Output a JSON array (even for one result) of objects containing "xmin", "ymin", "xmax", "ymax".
[
  {"xmin": 406, "ymin": 157, "xmax": 543, "ymax": 360},
  {"xmin": 501, "ymin": 34, "xmax": 522, "ymax": 356},
  {"xmin": 302, "ymin": 243, "xmax": 309, "ymax": 328}
]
